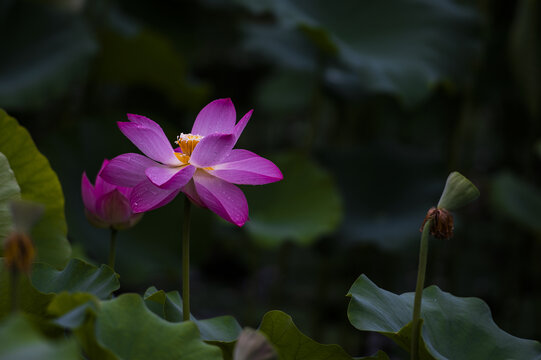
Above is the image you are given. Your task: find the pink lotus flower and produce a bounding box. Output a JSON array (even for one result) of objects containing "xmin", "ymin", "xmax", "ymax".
[
  {"xmin": 82, "ymin": 160, "xmax": 143, "ymax": 230},
  {"xmin": 101, "ymin": 98, "xmax": 283, "ymax": 226}
]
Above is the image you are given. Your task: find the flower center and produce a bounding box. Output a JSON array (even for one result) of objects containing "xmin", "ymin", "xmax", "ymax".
[{"xmin": 174, "ymin": 133, "xmax": 203, "ymax": 164}]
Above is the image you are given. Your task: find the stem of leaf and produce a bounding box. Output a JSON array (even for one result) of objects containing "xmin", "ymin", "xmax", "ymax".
[
  {"xmin": 9, "ymin": 270, "xmax": 19, "ymax": 313},
  {"xmin": 411, "ymin": 219, "xmax": 432, "ymax": 360},
  {"xmin": 182, "ymin": 198, "xmax": 191, "ymax": 322},
  {"xmin": 108, "ymin": 228, "xmax": 118, "ymax": 271}
]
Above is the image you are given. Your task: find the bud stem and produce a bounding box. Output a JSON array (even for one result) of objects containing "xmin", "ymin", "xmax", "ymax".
[
  {"xmin": 9, "ymin": 270, "xmax": 19, "ymax": 313},
  {"xmin": 182, "ymin": 198, "xmax": 191, "ymax": 322},
  {"xmin": 108, "ymin": 228, "xmax": 118, "ymax": 271},
  {"xmin": 411, "ymin": 218, "xmax": 432, "ymax": 360}
]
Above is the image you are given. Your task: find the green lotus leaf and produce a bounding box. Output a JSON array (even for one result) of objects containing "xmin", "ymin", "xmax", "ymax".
[
  {"xmin": 31, "ymin": 258, "xmax": 119, "ymax": 299},
  {"xmin": 47, "ymin": 292, "xmax": 116, "ymax": 360},
  {"xmin": 245, "ymin": 153, "xmax": 342, "ymax": 247},
  {"xmin": 0, "ymin": 313, "xmax": 79, "ymax": 360},
  {"xmin": 347, "ymin": 274, "xmax": 541, "ymax": 359},
  {"xmin": 144, "ymin": 287, "xmax": 242, "ymax": 343},
  {"xmin": 47, "ymin": 292, "xmax": 98, "ymax": 329},
  {"xmin": 96, "ymin": 294, "xmax": 223, "ymax": 360},
  {"xmin": 0, "ymin": 109, "xmax": 71, "ymax": 268},
  {"xmin": 0, "ymin": 153, "xmax": 21, "ymax": 243},
  {"xmin": 258, "ymin": 310, "xmax": 354, "ymax": 360},
  {"xmin": 0, "ymin": 258, "xmax": 117, "ymax": 322}
]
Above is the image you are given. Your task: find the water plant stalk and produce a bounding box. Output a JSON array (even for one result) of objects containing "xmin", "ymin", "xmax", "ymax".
[
  {"xmin": 108, "ymin": 228, "xmax": 118, "ymax": 271},
  {"xmin": 411, "ymin": 219, "xmax": 432, "ymax": 360},
  {"xmin": 9, "ymin": 271, "xmax": 18, "ymax": 313},
  {"xmin": 182, "ymin": 199, "xmax": 191, "ymax": 321}
]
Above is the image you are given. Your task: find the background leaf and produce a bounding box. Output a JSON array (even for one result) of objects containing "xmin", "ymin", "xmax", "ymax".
[
  {"xmin": 0, "ymin": 1, "xmax": 97, "ymax": 109},
  {"xmin": 509, "ymin": 0, "xmax": 541, "ymax": 117},
  {"xmin": 0, "ymin": 152, "xmax": 21, "ymax": 243},
  {"xmin": 47, "ymin": 292, "xmax": 117, "ymax": 360},
  {"xmin": 238, "ymin": 0, "xmax": 480, "ymax": 105},
  {"xmin": 347, "ymin": 274, "xmax": 541, "ymax": 360},
  {"xmin": 0, "ymin": 109, "xmax": 71, "ymax": 267},
  {"xmin": 358, "ymin": 350, "xmax": 391, "ymax": 360},
  {"xmin": 31, "ymin": 258, "xmax": 119, "ymax": 299},
  {"xmin": 0, "ymin": 313, "xmax": 79, "ymax": 360},
  {"xmin": 490, "ymin": 172, "xmax": 541, "ymax": 234},
  {"xmin": 144, "ymin": 287, "xmax": 242, "ymax": 343},
  {"xmin": 94, "ymin": 24, "xmax": 208, "ymax": 110},
  {"xmin": 258, "ymin": 310, "xmax": 354, "ymax": 360},
  {"xmin": 245, "ymin": 153, "xmax": 342, "ymax": 247},
  {"xmin": 0, "ymin": 259, "xmax": 53, "ymax": 320},
  {"xmin": 0, "ymin": 257, "xmax": 118, "ymax": 322}
]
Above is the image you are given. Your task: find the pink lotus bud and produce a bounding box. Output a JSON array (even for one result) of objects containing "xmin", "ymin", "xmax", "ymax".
[{"xmin": 82, "ymin": 160, "xmax": 142, "ymax": 230}]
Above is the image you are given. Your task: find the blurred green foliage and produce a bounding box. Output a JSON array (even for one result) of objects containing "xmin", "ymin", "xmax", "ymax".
[
  {"xmin": 0, "ymin": 110, "xmax": 71, "ymax": 268},
  {"xmin": 0, "ymin": 313, "xmax": 79, "ymax": 360},
  {"xmin": 1, "ymin": 0, "xmax": 540, "ymax": 357}
]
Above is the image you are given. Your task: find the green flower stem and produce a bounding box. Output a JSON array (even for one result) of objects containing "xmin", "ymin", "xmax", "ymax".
[
  {"xmin": 9, "ymin": 270, "xmax": 19, "ymax": 313},
  {"xmin": 182, "ymin": 199, "xmax": 191, "ymax": 322},
  {"xmin": 108, "ymin": 228, "xmax": 118, "ymax": 271},
  {"xmin": 411, "ymin": 219, "xmax": 432, "ymax": 360}
]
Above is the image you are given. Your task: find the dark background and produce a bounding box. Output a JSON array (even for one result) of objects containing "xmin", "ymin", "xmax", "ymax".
[{"xmin": 1, "ymin": 0, "xmax": 540, "ymax": 358}]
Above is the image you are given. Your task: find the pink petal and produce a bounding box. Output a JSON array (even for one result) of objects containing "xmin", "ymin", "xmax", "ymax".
[
  {"xmin": 118, "ymin": 122, "xmax": 180, "ymax": 166},
  {"xmin": 150, "ymin": 188, "xmax": 182, "ymax": 211},
  {"xmin": 190, "ymin": 133, "xmax": 235, "ymax": 167},
  {"xmin": 101, "ymin": 153, "xmax": 158, "ymax": 187},
  {"xmin": 193, "ymin": 171, "xmax": 249, "ymax": 226},
  {"xmin": 126, "ymin": 114, "xmax": 165, "ymax": 135},
  {"xmin": 182, "ymin": 179, "xmax": 207, "ymax": 208},
  {"xmin": 130, "ymin": 179, "xmax": 180, "ymax": 212},
  {"xmin": 218, "ymin": 149, "xmax": 256, "ymax": 162},
  {"xmin": 116, "ymin": 186, "xmax": 133, "ymax": 198},
  {"xmin": 84, "ymin": 209, "xmax": 108, "ymax": 228},
  {"xmin": 81, "ymin": 172, "xmax": 96, "ymax": 213},
  {"xmin": 96, "ymin": 189, "xmax": 132, "ymax": 224},
  {"xmin": 144, "ymin": 165, "xmax": 195, "ymax": 190},
  {"xmin": 210, "ymin": 150, "xmax": 283, "ymax": 185},
  {"xmin": 233, "ymin": 110, "xmax": 253, "ymax": 145},
  {"xmin": 191, "ymin": 98, "xmax": 236, "ymax": 136},
  {"xmin": 94, "ymin": 159, "xmax": 116, "ymax": 196}
]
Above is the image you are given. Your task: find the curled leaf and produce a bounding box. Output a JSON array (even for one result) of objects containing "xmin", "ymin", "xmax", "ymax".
[{"xmin": 437, "ymin": 172, "xmax": 479, "ymax": 211}]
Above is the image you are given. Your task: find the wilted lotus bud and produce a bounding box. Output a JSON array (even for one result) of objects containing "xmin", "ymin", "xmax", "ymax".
[
  {"xmin": 3, "ymin": 232, "xmax": 35, "ymax": 274},
  {"xmin": 82, "ymin": 159, "xmax": 142, "ymax": 230},
  {"xmin": 420, "ymin": 207, "xmax": 454, "ymax": 240}
]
